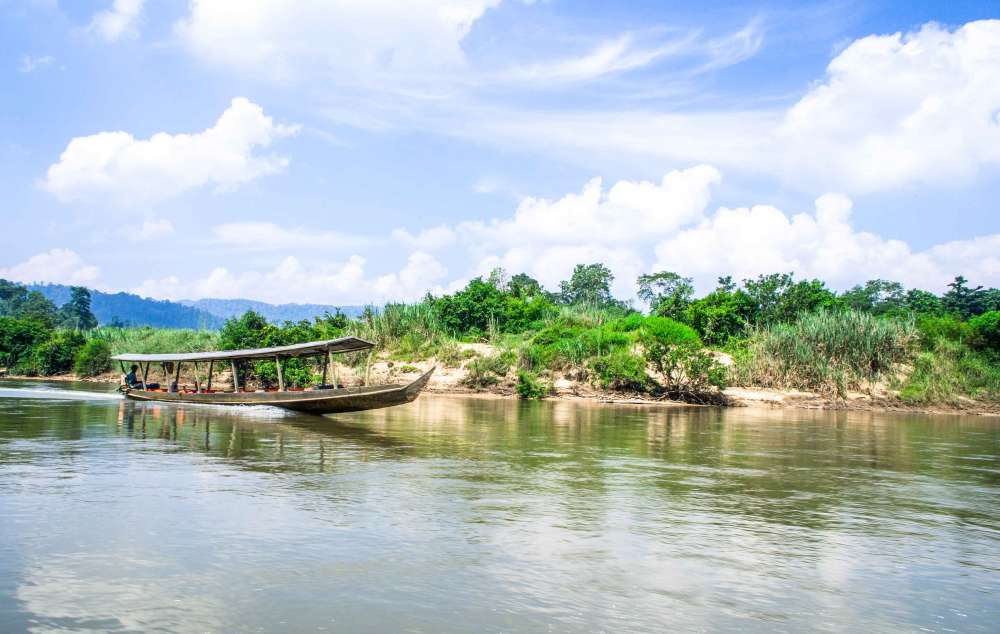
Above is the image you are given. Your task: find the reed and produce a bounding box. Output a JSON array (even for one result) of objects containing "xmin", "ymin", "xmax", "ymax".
[
  {"xmin": 733, "ymin": 310, "xmax": 915, "ymax": 397},
  {"xmin": 86, "ymin": 326, "xmax": 219, "ymax": 357}
]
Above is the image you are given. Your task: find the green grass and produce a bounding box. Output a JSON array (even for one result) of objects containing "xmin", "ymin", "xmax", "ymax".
[
  {"xmin": 898, "ymin": 340, "xmax": 1000, "ymax": 404},
  {"xmin": 86, "ymin": 326, "xmax": 219, "ymax": 358},
  {"xmin": 733, "ymin": 310, "xmax": 915, "ymax": 397}
]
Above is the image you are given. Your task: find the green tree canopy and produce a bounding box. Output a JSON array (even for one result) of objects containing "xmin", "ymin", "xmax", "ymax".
[
  {"xmin": 559, "ymin": 263, "xmax": 615, "ymax": 307},
  {"xmin": 636, "ymin": 271, "xmax": 694, "ymax": 321},
  {"xmin": 58, "ymin": 286, "xmax": 98, "ymax": 330}
]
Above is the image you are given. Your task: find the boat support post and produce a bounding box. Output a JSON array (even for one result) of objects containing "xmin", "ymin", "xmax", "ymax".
[
  {"xmin": 207, "ymin": 360, "xmax": 213, "ymax": 392},
  {"xmin": 175, "ymin": 361, "xmax": 182, "ymax": 392},
  {"xmin": 141, "ymin": 362, "xmax": 149, "ymax": 390},
  {"xmin": 275, "ymin": 356, "xmax": 285, "ymax": 391},
  {"xmin": 231, "ymin": 360, "xmax": 239, "ymax": 393}
]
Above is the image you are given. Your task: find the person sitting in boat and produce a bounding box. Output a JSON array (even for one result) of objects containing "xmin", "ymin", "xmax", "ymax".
[{"xmin": 124, "ymin": 365, "xmax": 159, "ymax": 390}]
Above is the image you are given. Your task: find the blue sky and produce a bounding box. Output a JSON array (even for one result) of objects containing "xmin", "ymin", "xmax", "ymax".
[{"xmin": 1, "ymin": 0, "xmax": 998, "ymax": 304}]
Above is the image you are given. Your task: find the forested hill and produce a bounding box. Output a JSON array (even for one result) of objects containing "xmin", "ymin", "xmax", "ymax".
[
  {"xmin": 27, "ymin": 284, "xmax": 363, "ymax": 329},
  {"xmin": 180, "ymin": 298, "xmax": 364, "ymax": 323},
  {"xmin": 29, "ymin": 284, "xmax": 224, "ymax": 329}
]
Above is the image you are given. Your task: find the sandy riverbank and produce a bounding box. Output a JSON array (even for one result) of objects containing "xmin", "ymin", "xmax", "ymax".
[{"xmin": 3, "ymin": 366, "xmax": 998, "ymax": 417}]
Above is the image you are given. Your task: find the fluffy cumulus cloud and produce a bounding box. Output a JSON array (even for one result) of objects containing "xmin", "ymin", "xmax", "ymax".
[
  {"xmin": 42, "ymin": 97, "xmax": 299, "ymax": 206},
  {"xmin": 448, "ymin": 165, "xmax": 719, "ymax": 297},
  {"xmin": 88, "ymin": 0, "xmax": 145, "ymax": 41},
  {"xmin": 0, "ymin": 249, "xmax": 101, "ymax": 285},
  {"xmin": 175, "ymin": 0, "xmax": 502, "ymax": 81},
  {"xmin": 777, "ymin": 19, "xmax": 1000, "ymax": 192},
  {"xmin": 134, "ymin": 252, "xmax": 447, "ymax": 304},
  {"xmin": 653, "ymin": 193, "xmax": 1000, "ymax": 291},
  {"xmin": 460, "ymin": 165, "xmax": 720, "ymax": 248}
]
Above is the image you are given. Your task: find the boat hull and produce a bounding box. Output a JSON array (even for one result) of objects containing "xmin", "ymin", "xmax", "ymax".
[{"xmin": 123, "ymin": 368, "xmax": 435, "ymax": 414}]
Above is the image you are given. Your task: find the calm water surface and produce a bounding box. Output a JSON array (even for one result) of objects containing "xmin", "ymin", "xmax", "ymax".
[{"xmin": 0, "ymin": 380, "xmax": 998, "ymax": 633}]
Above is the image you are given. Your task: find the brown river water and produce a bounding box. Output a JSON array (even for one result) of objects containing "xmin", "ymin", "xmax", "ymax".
[{"xmin": 0, "ymin": 380, "xmax": 998, "ymax": 632}]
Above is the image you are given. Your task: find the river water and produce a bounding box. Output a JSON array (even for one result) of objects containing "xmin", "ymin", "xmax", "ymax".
[{"xmin": 0, "ymin": 380, "xmax": 997, "ymax": 633}]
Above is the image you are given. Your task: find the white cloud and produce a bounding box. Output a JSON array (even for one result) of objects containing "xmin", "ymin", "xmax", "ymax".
[
  {"xmin": 0, "ymin": 249, "xmax": 101, "ymax": 285},
  {"xmin": 88, "ymin": 0, "xmax": 145, "ymax": 41},
  {"xmin": 777, "ymin": 20, "xmax": 1000, "ymax": 192},
  {"xmin": 133, "ymin": 252, "xmax": 447, "ymax": 304},
  {"xmin": 439, "ymin": 20, "xmax": 1000, "ymax": 194},
  {"xmin": 391, "ymin": 225, "xmax": 456, "ymax": 251},
  {"xmin": 502, "ymin": 33, "xmax": 695, "ymax": 84},
  {"xmin": 125, "ymin": 218, "xmax": 174, "ymax": 242},
  {"xmin": 459, "ymin": 165, "xmax": 720, "ymax": 248},
  {"xmin": 210, "ymin": 222, "xmax": 362, "ymax": 251},
  {"xmin": 42, "ymin": 97, "xmax": 299, "ymax": 206},
  {"xmin": 375, "ymin": 251, "xmax": 449, "ymax": 300},
  {"xmin": 175, "ymin": 0, "xmax": 503, "ymax": 82},
  {"xmin": 653, "ymin": 193, "xmax": 1000, "ymax": 292},
  {"xmin": 18, "ymin": 54, "xmax": 54, "ymax": 73}
]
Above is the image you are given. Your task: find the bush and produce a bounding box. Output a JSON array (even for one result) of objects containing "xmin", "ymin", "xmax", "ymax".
[
  {"xmin": 463, "ymin": 351, "xmax": 515, "ymax": 388},
  {"xmin": 0, "ymin": 317, "xmax": 52, "ymax": 370},
  {"xmin": 74, "ymin": 339, "xmax": 111, "ymax": 377},
  {"xmin": 516, "ymin": 369, "xmax": 549, "ymax": 399},
  {"xmin": 915, "ymin": 315, "xmax": 971, "ymax": 349},
  {"xmin": 30, "ymin": 331, "xmax": 86, "ymax": 376},
  {"xmin": 637, "ymin": 316, "xmax": 724, "ymax": 400},
  {"xmin": 588, "ymin": 350, "xmax": 648, "ymax": 391},
  {"xmin": 899, "ymin": 339, "xmax": 1000, "ymax": 403},
  {"xmin": 527, "ymin": 320, "xmax": 631, "ymax": 370},
  {"xmin": 735, "ymin": 310, "xmax": 914, "ymax": 397},
  {"xmin": 968, "ymin": 311, "xmax": 1000, "ymax": 352}
]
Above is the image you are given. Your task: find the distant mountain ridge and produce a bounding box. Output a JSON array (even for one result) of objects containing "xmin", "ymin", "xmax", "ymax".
[
  {"xmin": 181, "ymin": 298, "xmax": 364, "ymax": 323},
  {"xmin": 28, "ymin": 284, "xmax": 364, "ymax": 329},
  {"xmin": 29, "ymin": 284, "xmax": 224, "ymax": 329}
]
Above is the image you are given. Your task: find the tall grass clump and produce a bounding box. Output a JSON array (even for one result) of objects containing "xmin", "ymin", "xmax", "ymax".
[
  {"xmin": 87, "ymin": 326, "xmax": 219, "ymax": 357},
  {"xmin": 734, "ymin": 310, "xmax": 915, "ymax": 397},
  {"xmin": 347, "ymin": 302, "xmax": 451, "ymax": 360},
  {"xmin": 899, "ymin": 339, "xmax": 1000, "ymax": 404}
]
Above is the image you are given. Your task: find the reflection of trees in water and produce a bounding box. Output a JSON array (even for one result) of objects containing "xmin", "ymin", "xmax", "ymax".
[
  {"xmin": 114, "ymin": 400, "xmax": 413, "ymax": 475},
  {"xmin": 2, "ymin": 394, "xmax": 996, "ymax": 532}
]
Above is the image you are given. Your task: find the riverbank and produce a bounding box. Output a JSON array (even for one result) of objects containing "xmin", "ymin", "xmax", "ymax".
[{"xmin": 6, "ymin": 364, "xmax": 998, "ymax": 417}]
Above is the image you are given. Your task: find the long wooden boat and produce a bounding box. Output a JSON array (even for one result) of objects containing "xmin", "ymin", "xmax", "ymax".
[{"xmin": 112, "ymin": 337, "xmax": 434, "ymax": 415}]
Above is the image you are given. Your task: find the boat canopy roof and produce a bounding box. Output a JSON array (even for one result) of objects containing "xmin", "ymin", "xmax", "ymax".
[{"xmin": 111, "ymin": 337, "xmax": 374, "ymax": 363}]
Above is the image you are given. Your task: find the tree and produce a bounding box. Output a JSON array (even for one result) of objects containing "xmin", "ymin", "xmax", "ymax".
[
  {"xmin": 58, "ymin": 286, "xmax": 98, "ymax": 330},
  {"xmin": 904, "ymin": 289, "xmax": 943, "ymax": 315},
  {"xmin": 559, "ymin": 263, "xmax": 615, "ymax": 307},
  {"xmin": 943, "ymin": 276, "xmax": 986, "ymax": 319},
  {"xmin": 15, "ymin": 291, "xmax": 58, "ymax": 328},
  {"xmin": 841, "ymin": 279, "xmax": 905, "ymax": 314},
  {"xmin": 509, "ymin": 273, "xmax": 542, "ymax": 299},
  {"xmin": 219, "ymin": 310, "xmax": 275, "ymax": 350},
  {"xmin": 636, "ymin": 271, "xmax": 694, "ymax": 321},
  {"xmin": 742, "ymin": 273, "xmax": 837, "ymax": 325}
]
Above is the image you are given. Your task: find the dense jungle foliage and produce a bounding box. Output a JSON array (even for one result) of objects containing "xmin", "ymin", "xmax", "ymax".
[{"xmin": 2, "ymin": 267, "xmax": 998, "ymax": 404}]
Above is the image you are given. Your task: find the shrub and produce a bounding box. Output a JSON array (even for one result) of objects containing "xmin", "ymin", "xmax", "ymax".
[
  {"xmin": 637, "ymin": 316, "xmax": 724, "ymax": 400},
  {"xmin": 735, "ymin": 310, "xmax": 914, "ymax": 397},
  {"xmin": 398, "ymin": 364, "xmax": 421, "ymax": 373},
  {"xmin": 528, "ymin": 320, "xmax": 631, "ymax": 370},
  {"xmin": 74, "ymin": 339, "xmax": 111, "ymax": 377},
  {"xmin": 0, "ymin": 317, "xmax": 52, "ymax": 370},
  {"xmin": 915, "ymin": 315, "xmax": 971, "ymax": 349},
  {"xmin": 899, "ymin": 339, "xmax": 1000, "ymax": 403},
  {"xmin": 516, "ymin": 370, "xmax": 549, "ymax": 399},
  {"xmin": 968, "ymin": 311, "xmax": 1000, "ymax": 352},
  {"xmin": 588, "ymin": 350, "xmax": 648, "ymax": 391},
  {"xmin": 30, "ymin": 331, "xmax": 86, "ymax": 376},
  {"xmin": 463, "ymin": 351, "xmax": 515, "ymax": 388}
]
